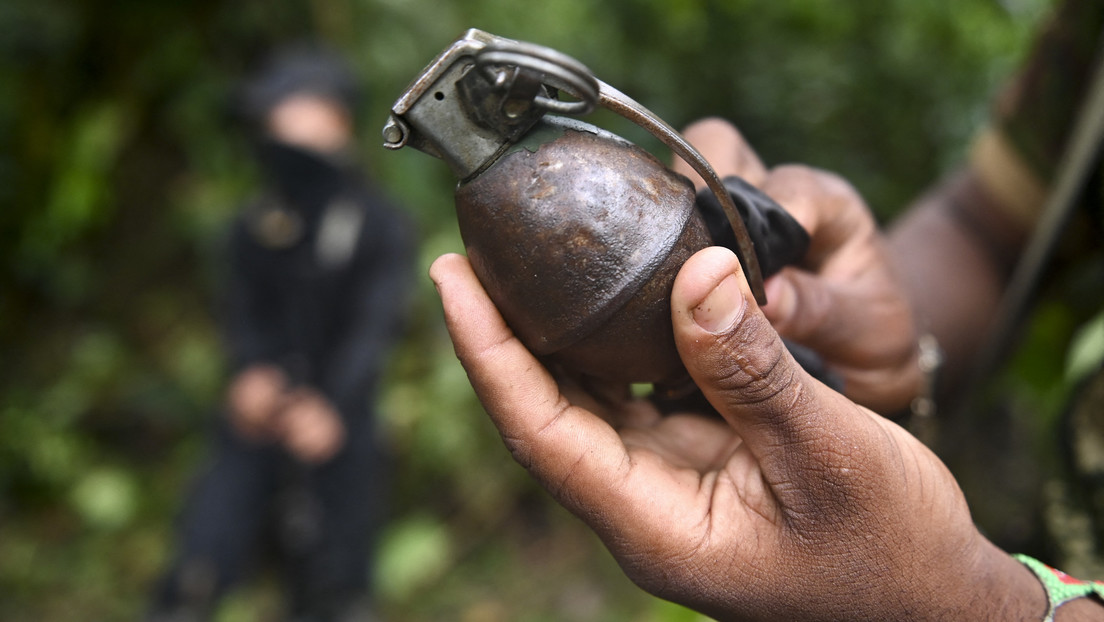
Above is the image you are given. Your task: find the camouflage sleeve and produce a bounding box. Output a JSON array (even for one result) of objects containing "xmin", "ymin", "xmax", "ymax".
[{"xmin": 969, "ymin": 0, "xmax": 1104, "ymax": 231}]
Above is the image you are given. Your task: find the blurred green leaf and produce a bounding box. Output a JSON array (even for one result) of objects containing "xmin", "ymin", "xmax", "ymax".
[
  {"xmin": 69, "ymin": 467, "xmax": 138, "ymax": 531},
  {"xmin": 24, "ymin": 102, "xmax": 128, "ymax": 260},
  {"xmin": 645, "ymin": 598, "xmax": 714, "ymax": 622},
  {"xmin": 375, "ymin": 514, "xmax": 455, "ymax": 601},
  {"xmin": 1067, "ymin": 311, "xmax": 1104, "ymax": 385}
]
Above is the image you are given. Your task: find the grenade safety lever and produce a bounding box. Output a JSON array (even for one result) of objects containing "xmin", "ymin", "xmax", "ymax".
[{"xmin": 383, "ymin": 28, "xmax": 767, "ymax": 303}]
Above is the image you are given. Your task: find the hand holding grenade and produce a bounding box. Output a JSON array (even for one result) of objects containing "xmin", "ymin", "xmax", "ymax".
[{"xmin": 384, "ymin": 30, "xmax": 806, "ymax": 388}]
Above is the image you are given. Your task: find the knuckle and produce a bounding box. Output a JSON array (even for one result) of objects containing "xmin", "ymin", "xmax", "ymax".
[
  {"xmin": 766, "ymin": 165, "xmax": 865, "ymax": 211},
  {"xmin": 770, "ymin": 270, "xmax": 833, "ymax": 342},
  {"xmin": 709, "ymin": 310, "xmax": 801, "ymax": 410},
  {"xmin": 503, "ymin": 437, "xmax": 531, "ymax": 468}
]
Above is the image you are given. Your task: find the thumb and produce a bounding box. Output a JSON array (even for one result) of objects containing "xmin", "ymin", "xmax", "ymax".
[{"xmin": 671, "ymin": 246, "xmax": 878, "ymax": 508}]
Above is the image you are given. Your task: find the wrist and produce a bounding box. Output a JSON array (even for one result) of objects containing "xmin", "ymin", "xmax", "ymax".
[
  {"xmin": 1057, "ymin": 597, "xmax": 1104, "ymax": 622},
  {"xmin": 1014, "ymin": 554, "xmax": 1104, "ymax": 622},
  {"xmin": 929, "ymin": 539, "xmax": 1047, "ymax": 621}
]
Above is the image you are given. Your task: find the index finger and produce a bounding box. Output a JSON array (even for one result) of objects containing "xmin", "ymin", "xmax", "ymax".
[
  {"xmin": 672, "ymin": 117, "xmax": 769, "ymax": 189},
  {"xmin": 759, "ymin": 165, "xmax": 876, "ymax": 270}
]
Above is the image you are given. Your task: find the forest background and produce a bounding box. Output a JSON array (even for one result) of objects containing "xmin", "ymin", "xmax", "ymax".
[{"xmin": 0, "ymin": 0, "xmax": 1071, "ymax": 620}]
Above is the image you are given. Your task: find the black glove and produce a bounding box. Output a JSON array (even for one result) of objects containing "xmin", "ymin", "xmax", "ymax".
[{"xmin": 694, "ymin": 175, "xmax": 810, "ymax": 280}]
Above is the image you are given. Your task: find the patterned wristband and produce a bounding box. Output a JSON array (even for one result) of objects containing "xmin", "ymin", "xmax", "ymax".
[{"xmin": 1013, "ymin": 553, "xmax": 1104, "ymax": 621}]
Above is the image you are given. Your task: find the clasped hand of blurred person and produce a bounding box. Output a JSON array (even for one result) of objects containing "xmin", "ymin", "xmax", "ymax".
[
  {"xmin": 227, "ymin": 364, "xmax": 346, "ymax": 464},
  {"xmin": 429, "ymin": 118, "xmax": 1104, "ymax": 620}
]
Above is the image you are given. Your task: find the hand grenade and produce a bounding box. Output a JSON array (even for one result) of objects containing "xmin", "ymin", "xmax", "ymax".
[{"xmin": 383, "ymin": 29, "xmax": 771, "ymax": 387}]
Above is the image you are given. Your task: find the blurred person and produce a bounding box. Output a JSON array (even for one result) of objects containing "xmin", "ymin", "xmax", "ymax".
[
  {"xmin": 147, "ymin": 45, "xmax": 414, "ymax": 622},
  {"xmin": 431, "ymin": 0, "xmax": 1104, "ymax": 620}
]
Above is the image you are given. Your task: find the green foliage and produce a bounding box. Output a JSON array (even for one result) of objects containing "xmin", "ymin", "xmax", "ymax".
[
  {"xmin": 375, "ymin": 513, "xmax": 454, "ymax": 601},
  {"xmin": 0, "ymin": 0, "xmax": 1053, "ymax": 620},
  {"xmin": 1067, "ymin": 311, "xmax": 1104, "ymax": 385}
]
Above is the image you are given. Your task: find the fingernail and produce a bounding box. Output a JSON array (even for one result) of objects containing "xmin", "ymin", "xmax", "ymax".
[{"xmin": 693, "ymin": 273, "xmax": 746, "ymax": 333}]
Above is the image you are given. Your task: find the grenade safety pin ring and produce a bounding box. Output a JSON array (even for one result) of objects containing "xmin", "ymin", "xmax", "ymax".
[{"xmin": 474, "ymin": 40, "xmax": 599, "ymax": 116}]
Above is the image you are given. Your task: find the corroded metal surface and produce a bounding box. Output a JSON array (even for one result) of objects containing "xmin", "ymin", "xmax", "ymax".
[{"xmin": 456, "ymin": 118, "xmax": 712, "ymax": 383}]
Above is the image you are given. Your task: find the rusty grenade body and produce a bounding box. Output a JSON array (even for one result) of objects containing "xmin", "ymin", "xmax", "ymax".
[
  {"xmin": 457, "ymin": 118, "xmax": 712, "ymax": 384},
  {"xmin": 384, "ymin": 30, "xmax": 770, "ymax": 387}
]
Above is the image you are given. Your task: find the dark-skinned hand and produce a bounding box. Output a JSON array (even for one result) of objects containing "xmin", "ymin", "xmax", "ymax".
[
  {"xmin": 673, "ymin": 118, "xmax": 922, "ymax": 415},
  {"xmin": 429, "ymin": 247, "xmax": 1043, "ymax": 621}
]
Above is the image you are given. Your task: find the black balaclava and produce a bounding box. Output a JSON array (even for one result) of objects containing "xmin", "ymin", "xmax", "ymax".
[{"xmin": 235, "ymin": 44, "xmax": 364, "ymax": 227}]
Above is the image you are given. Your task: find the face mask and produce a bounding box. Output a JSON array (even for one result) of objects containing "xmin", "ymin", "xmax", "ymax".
[{"xmin": 254, "ymin": 139, "xmax": 349, "ymax": 212}]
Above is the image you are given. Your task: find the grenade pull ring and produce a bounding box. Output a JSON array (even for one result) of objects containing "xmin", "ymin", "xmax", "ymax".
[
  {"xmin": 473, "ymin": 40, "xmax": 599, "ymax": 116},
  {"xmin": 384, "ymin": 29, "xmax": 766, "ymax": 303}
]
